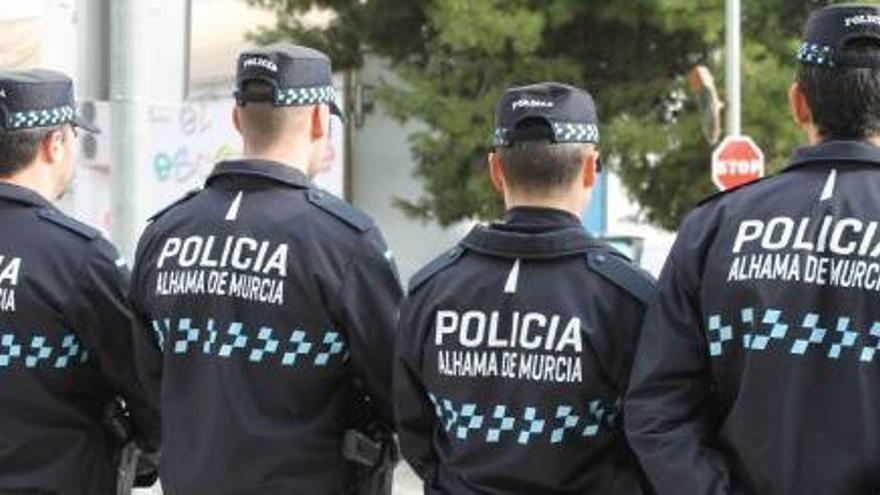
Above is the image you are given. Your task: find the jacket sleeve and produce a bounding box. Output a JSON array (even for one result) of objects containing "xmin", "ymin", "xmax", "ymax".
[
  {"xmin": 393, "ymin": 293, "xmax": 439, "ymax": 481},
  {"xmin": 624, "ymin": 217, "xmax": 736, "ymax": 495},
  {"xmin": 71, "ymin": 241, "xmax": 161, "ymax": 451},
  {"xmin": 337, "ymin": 227, "xmax": 403, "ymax": 426},
  {"xmin": 129, "ymin": 233, "xmax": 164, "ymax": 414}
]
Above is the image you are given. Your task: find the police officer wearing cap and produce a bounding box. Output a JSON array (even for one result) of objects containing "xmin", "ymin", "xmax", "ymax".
[
  {"xmin": 0, "ymin": 69, "xmax": 160, "ymax": 494},
  {"xmin": 129, "ymin": 42, "xmax": 402, "ymax": 494},
  {"xmin": 625, "ymin": 4, "xmax": 880, "ymax": 494},
  {"xmin": 394, "ymin": 82, "xmax": 654, "ymax": 494}
]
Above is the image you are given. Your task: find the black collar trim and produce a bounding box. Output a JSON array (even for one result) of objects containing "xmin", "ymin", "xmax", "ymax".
[
  {"xmin": 206, "ymin": 160, "xmax": 312, "ymax": 189},
  {"xmin": 461, "ymin": 225, "xmax": 613, "ymax": 260},
  {"xmin": 785, "ymin": 140, "xmax": 880, "ymax": 172},
  {"xmin": 0, "ymin": 182, "xmax": 53, "ymax": 208},
  {"xmin": 502, "ymin": 206, "xmax": 582, "ymax": 227}
]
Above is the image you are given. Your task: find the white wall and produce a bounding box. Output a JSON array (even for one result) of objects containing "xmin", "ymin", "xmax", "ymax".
[{"xmin": 0, "ymin": 0, "xmax": 76, "ymax": 71}]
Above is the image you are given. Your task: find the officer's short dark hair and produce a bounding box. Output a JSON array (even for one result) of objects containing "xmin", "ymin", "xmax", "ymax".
[
  {"xmin": 497, "ymin": 139, "xmax": 592, "ymax": 194},
  {"xmin": 237, "ymin": 80, "xmax": 311, "ymax": 151},
  {"xmin": 797, "ymin": 38, "xmax": 880, "ymax": 140},
  {"xmin": 0, "ymin": 128, "xmax": 51, "ymax": 177}
]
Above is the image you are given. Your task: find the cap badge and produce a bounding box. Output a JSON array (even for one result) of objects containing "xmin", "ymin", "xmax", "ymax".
[
  {"xmin": 511, "ymin": 98, "xmax": 554, "ymax": 111},
  {"xmin": 844, "ymin": 14, "xmax": 880, "ymax": 28},
  {"xmin": 243, "ymin": 57, "xmax": 278, "ymax": 72}
]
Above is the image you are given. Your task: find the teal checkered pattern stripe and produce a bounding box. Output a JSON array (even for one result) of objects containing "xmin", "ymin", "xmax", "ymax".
[
  {"xmin": 797, "ymin": 42, "xmax": 835, "ymax": 67},
  {"xmin": 8, "ymin": 105, "xmax": 75, "ymax": 130},
  {"xmin": 153, "ymin": 317, "xmax": 348, "ymax": 368},
  {"xmin": 275, "ymin": 85, "xmax": 337, "ymax": 107},
  {"xmin": 0, "ymin": 331, "xmax": 89, "ymax": 370},
  {"xmin": 706, "ymin": 307, "xmax": 880, "ymax": 363},
  {"xmin": 426, "ymin": 393, "xmax": 619, "ymax": 445}
]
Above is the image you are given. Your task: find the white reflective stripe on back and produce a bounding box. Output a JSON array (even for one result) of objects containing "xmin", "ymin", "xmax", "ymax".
[
  {"xmin": 504, "ymin": 258, "xmax": 521, "ymax": 294},
  {"xmin": 225, "ymin": 191, "xmax": 244, "ymax": 221},
  {"xmin": 820, "ymin": 169, "xmax": 837, "ymax": 202}
]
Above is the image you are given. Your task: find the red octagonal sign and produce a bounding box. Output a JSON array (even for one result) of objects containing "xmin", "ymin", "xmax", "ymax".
[{"xmin": 711, "ymin": 136, "xmax": 765, "ymax": 191}]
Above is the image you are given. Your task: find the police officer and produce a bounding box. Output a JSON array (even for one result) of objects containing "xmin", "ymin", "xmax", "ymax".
[
  {"xmin": 394, "ymin": 82, "xmax": 655, "ymax": 494},
  {"xmin": 625, "ymin": 4, "xmax": 880, "ymax": 494},
  {"xmin": 129, "ymin": 43, "xmax": 402, "ymax": 494},
  {"xmin": 0, "ymin": 70, "xmax": 159, "ymax": 494}
]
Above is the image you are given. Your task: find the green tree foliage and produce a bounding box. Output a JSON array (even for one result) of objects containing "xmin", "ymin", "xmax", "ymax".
[{"xmin": 249, "ymin": 0, "xmax": 835, "ymax": 230}]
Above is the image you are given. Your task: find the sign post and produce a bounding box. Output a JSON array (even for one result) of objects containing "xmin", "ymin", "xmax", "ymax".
[
  {"xmin": 726, "ymin": 0, "xmax": 742, "ymax": 136},
  {"xmin": 711, "ymin": 136, "xmax": 765, "ymax": 191}
]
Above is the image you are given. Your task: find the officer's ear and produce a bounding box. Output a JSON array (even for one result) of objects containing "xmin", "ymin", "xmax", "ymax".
[
  {"xmin": 789, "ymin": 82, "xmax": 813, "ymax": 130},
  {"xmin": 310, "ymin": 104, "xmax": 328, "ymax": 142},
  {"xmin": 488, "ymin": 151, "xmax": 506, "ymax": 194},
  {"xmin": 41, "ymin": 127, "xmax": 68, "ymax": 165},
  {"xmin": 232, "ymin": 106, "xmax": 243, "ymax": 136},
  {"xmin": 581, "ymin": 147, "xmax": 599, "ymax": 189}
]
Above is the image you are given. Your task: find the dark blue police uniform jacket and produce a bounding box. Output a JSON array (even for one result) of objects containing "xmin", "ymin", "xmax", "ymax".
[
  {"xmin": 627, "ymin": 140, "xmax": 880, "ymax": 495},
  {"xmin": 130, "ymin": 160, "xmax": 402, "ymax": 495},
  {"xmin": 396, "ymin": 207, "xmax": 654, "ymax": 495}
]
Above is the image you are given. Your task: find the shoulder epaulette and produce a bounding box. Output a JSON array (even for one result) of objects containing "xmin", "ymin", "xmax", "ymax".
[
  {"xmin": 307, "ymin": 188, "xmax": 372, "ymax": 232},
  {"xmin": 37, "ymin": 209, "xmax": 100, "ymax": 241},
  {"xmin": 148, "ymin": 188, "xmax": 201, "ymax": 222},
  {"xmin": 408, "ymin": 246, "xmax": 465, "ymax": 295},
  {"xmin": 586, "ymin": 251, "xmax": 655, "ymax": 306},
  {"xmin": 697, "ymin": 178, "xmax": 764, "ymax": 207}
]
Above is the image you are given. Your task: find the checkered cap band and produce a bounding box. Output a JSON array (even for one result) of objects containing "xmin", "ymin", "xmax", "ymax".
[
  {"xmin": 552, "ymin": 122, "xmax": 600, "ymax": 143},
  {"xmin": 275, "ymin": 85, "xmax": 337, "ymax": 107},
  {"xmin": 797, "ymin": 42, "xmax": 836, "ymax": 67},
  {"xmin": 493, "ymin": 122, "xmax": 600, "ymax": 146},
  {"xmin": 7, "ymin": 105, "xmax": 74, "ymax": 130},
  {"xmin": 492, "ymin": 128, "xmax": 508, "ymax": 147}
]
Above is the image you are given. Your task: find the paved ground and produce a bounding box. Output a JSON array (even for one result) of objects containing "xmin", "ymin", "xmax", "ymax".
[{"xmin": 134, "ymin": 463, "xmax": 422, "ymax": 494}]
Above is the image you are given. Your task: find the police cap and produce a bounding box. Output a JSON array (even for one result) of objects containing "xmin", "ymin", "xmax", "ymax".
[
  {"xmin": 797, "ymin": 3, "xmax": 880, "ymax": 68},
  {"xmin": 0, "ymin": 69, "xmax": 98, "ymax": 133},
  {"xmin": 493, "ymin": 82, "xmax": 599, "ymax": 148},
  {"xmin": 234, "ymin": 42, "xmax": 343, "ymax": 117}
]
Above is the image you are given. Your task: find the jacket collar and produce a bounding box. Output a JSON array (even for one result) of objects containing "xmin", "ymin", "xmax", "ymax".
[
  {"xmin": 0, "ymin": 182, "xmax": 53, "ymax": 208},
  {"xmin": 461, "ymin": 223, "xmax": 616, "ymax": 260},
  {"xmin": 501, "ymin": 206, "xmax": 582, "ymax": 229},
  {"xmin": 785, "ymin": 140, "xmax": 880, "ymax": 172},
  {"xmin": 206, "ymin": 159, "xmax": 313, "ymax": 189}
]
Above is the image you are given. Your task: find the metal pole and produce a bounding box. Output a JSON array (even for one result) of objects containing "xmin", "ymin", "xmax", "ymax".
[
  {"xmin": 182, "ymin": 0, "xmax": 193, "ymax": 100},
  {"xmin": 76, "ymin": 0, "xmax": 111, "ymax": 102},
  {"xmin": 725, "ymin": 0, "xmax": 742, "ymax": 136},
  {"xmin": 109, "ymin": 0, "xmax": 151, "ymax": 260}
]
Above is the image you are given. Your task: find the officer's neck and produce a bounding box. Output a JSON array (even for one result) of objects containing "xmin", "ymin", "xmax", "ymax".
[{"xmin": 0, "ymin": 163, "xmax": 58, "ymax": 202}]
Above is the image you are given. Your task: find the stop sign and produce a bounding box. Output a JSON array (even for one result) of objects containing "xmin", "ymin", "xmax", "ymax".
[{"xmin": 711, "ymin": 136, "xmax": 765, "ymax": 191}]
